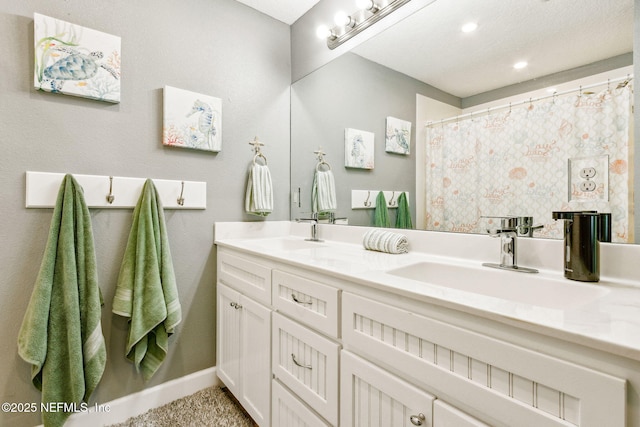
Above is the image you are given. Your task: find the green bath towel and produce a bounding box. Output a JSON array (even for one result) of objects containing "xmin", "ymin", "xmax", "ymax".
[
  {"xmin": 395, "ymin": 192, "xmax": 413, "ymax": 229},
  {"xmin": 18, "ymin": 174, "xmax": 106, "ymax": 427},
  {"xmin": 374, "ymin": 191, "xmax": 390, "ymax": 228},
  {"xmin": 113, "ymin": 179, "xmax": 181, "ymax": 381}
]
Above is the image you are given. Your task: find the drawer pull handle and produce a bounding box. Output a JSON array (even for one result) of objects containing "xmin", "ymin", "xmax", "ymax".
[
  {"xmin": 291, "ymin": 294, "xmax": 312, "ymax": 305},
  {"xmin": 229, "ymin": 302, "xmax": 242, "ymax": 309},
  {"xmin": 410, "ymin": 413, "xmax": 425, "ymax": 426},
  {"xmin": 291, "ymin": 353, "xmax": 312, "ymax": 369}
]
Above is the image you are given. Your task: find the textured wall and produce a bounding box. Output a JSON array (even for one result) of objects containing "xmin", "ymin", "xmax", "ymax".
[{"xmin": 0, "ymin": 1, "xmax": 290, "ymax": 425}]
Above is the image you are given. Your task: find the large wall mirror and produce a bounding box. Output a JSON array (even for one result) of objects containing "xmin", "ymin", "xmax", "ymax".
[{"xmin": 291, "ymin": 0, "xmax": 635, "ymax": 242}]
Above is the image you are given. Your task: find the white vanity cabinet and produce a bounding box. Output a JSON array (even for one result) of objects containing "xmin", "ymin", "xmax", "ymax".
[
  {"xmin": 217, "ymin": 250, "xmax": 272, "ymax": 426},
  {"xmin": 341, "ymin": 291, "xmax": 626, "ymax": 427},
  {"xmin": 271, "ymin": 269, "xmax": 341, "ymax": 426},
  {"xmin": 215, "ymin": 241, "xmax": 630, "ymax": 427},
  {"xmin": 341, "ymin": 350, "xmax": 435, "ymax": 427}
]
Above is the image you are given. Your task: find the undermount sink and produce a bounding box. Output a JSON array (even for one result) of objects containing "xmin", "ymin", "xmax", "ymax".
[
  {"xmin": 251, "ymin": 238, "xmax": 327, "ymax": 251},
  {"xmin": 387, "ymin": 261, "xmax": 609, "ymax": 309}
]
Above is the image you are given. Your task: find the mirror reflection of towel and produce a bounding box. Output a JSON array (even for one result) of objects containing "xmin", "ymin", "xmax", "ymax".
[
  {"xmin": 374, "ymin": 191, "xmax": 390, "ymax": 227},
  {"xmin": 312, "ymin": 169, "xmax": 337, "ymax": 213},
  {"xmin": 395, "ymin": 192, "xmax": 413, "ymax": 229}
]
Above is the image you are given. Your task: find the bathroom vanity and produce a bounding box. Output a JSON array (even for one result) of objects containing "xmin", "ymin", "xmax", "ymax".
[{"xmin": 215, "ymin": 221, "xmax": 640, "ymax": 427}]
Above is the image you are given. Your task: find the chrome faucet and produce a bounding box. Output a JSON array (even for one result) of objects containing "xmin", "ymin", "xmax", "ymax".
[
  {"xmin": 482, "ymin": 216, "xmax": 539, "ymax": 273},
  {"xmin": 296, "ymin": 213, "xmax": 323, "ymax": 242}
]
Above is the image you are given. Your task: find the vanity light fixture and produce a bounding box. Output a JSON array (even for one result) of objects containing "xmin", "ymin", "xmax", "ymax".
[{"xmin": 316, "ymin": 0, "xmax": 412, "ymax": 50}]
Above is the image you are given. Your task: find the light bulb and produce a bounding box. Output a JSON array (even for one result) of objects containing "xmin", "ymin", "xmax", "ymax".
[
  {"xmin": 316, "ymin": 25, "xmax": 331, "ymax": 39},
  {"xmin": 461, "ymin": 22, "xmax": 477, "ymax": 33},
  {"xmin": 514, "ymin": 61, "xmax": 528, "ymax": 70},
  {"xmin": 334, "ymin": 11, "xmax": 351, "ymax": 27},
  {"xmin": 356, "ymin": 0, "xmax": 373, "ymax": 9}
]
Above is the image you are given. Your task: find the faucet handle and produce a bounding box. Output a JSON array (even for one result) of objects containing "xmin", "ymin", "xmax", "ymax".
[{"xmin": 481, "ymin": 216, "xmax": 518, "ymax": 233}]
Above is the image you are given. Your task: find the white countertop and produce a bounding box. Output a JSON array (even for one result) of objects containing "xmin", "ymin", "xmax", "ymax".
[{"xmin": 214, "ymin": 221, "xmax": 640, "ymax": 362}]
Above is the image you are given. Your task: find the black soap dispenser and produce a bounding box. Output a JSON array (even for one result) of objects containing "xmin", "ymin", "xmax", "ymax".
[{"xmin": 552, "ymin": 211, "xmax": 609, "ymax": 282}]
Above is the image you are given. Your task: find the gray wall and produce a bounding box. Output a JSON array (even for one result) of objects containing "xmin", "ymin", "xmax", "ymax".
[
  {"xmin": 0, "ymin": 1, "xmax": 290, "ymax": 426},
  {"xmin": 291, "ymin": 52, "xmax": 457, "ymax": 226}
]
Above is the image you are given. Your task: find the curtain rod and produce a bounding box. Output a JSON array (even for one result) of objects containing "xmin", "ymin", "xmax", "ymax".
[{"xmin": 425, "ymin": 75, "xmax": 633, "ymax": 128}]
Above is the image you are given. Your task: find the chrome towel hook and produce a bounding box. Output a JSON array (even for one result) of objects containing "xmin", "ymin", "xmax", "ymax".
[
  {"xmin": 177, "ymin": 181, "xmax": 185, "ymax": 206},
  {"xmin": 106, "ymin": 176, "xmax": 115, "ymax": 204},
  {"xmin": 364, "ymin": 191, "xmax": 372, "ymax": 207},
  {"xmin": 389, "ymin": 191, "xmax": 397, "ymax": 206}
]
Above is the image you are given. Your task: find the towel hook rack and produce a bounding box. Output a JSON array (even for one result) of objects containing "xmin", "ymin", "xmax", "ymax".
[
  {"xmin": 314, "ymin": 147, "xmax": 331, "ymax": 171},
  {"xmin": 177, "ymin": 181, "xmax": 185, "ymax": 206},
  {"xmin": 364, "ymin": 191, "xmax": 372, "ymax": 207},
  {"xmin": 106, "ymin": 176, "xmax": 115, "ymax": 204}
]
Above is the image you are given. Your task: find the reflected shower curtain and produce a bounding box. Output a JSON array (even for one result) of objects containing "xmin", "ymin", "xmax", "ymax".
[{"xmin": 425, "ymin": 85, "xmax": 633, "ymax": 242}]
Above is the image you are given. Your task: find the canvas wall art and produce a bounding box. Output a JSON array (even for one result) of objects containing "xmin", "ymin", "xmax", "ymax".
[
  {"xmin": 385, "ymin": 117, "xmax": 411, "ymax": 155},
  {"xmin": 163, "ymin": 86, "xmax": 222, "ymax": 152},
  {"xmin": 34, "ymin": 13, "xmax": 121, "ymax": 103},
  {"xmin": 344, "ymin": 128, "xmax": 374, "ymax": 169}
]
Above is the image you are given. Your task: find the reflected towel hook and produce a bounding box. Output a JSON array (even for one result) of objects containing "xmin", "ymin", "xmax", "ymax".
[
  {"xmin": 106, "ymin": 176, "xmax": 115, "ymax": 204},
  {"xmin": 364, "ymin": 191, "xmax": 372, "ymax": 207},
  {"xmin": 177, "ymin": 181, "xmax": 185, "ymax": 206},
  {"xmin": 389, "ymin": 191, "xmax": 397, "ymax": 206}
]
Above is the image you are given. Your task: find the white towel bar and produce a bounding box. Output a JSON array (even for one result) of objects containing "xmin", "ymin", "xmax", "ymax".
[{"xmin": 25, "ymin": 171, "xmax": 207, "ymax": 209}]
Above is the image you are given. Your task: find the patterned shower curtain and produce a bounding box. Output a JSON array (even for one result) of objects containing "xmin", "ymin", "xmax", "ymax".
[{"xmin": 425, "ymin": 84, "xmax": 633, "ymax": 242}]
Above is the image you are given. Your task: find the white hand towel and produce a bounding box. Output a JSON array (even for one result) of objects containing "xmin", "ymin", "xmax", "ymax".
[
  {"xmin": 312, "ymin": 169, "xmax": 337, "ymax": 213},
  {"xmin": 245, "ymin": 163, "xmax": 273, "ymax": 216},
  {"xmin": 363, "ymin": 229, "xmax": 409, "ymax": 254}
]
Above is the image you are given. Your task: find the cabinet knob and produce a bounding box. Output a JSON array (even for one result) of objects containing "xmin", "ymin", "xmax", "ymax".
[
  {"xmin": 229, "ymin": 302, "xmax": 242, "ymax": 309},
  {"xmin": 410, "ymin": 413, "xmax": 426, "ymax": 426}
]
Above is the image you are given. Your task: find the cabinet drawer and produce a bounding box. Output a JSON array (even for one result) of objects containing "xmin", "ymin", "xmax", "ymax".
[
  {"xmin": 272, "ymin": 270, "xmax": 340, "ymax": 338},
  {"xmin": 341, "ymin": 350, "xmax": 435, "ymax": 427},
  {"xmin": 272, "ymin": 379, "xmax": 331, "ymax": 427},
  {"xmin": 433, "ymin": 400, "xmax": 489, "ymax": 427},
  {"xmin": 218, "ymin": 249, "xmax": 271, "ymax": 305},
  {"xmin": 342, "ymin": 292, "xmax": 626, "ymax": 427},
  {"xmin": 272, "ymin": 312, "xmax": 340, "ymax": 426}
]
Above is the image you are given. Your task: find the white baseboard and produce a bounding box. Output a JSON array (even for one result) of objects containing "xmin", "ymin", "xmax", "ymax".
[{"xmin": 55, "ymin": 367, "xmax": 219, "ymax": 426}]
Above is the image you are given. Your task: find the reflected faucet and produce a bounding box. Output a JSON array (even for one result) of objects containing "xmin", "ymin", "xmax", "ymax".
[
  {"xmin": 482, "ymin": 216, "xmax": 539, "ymax": 273},
  {"xmin": 296, "ymin": 213, "xmax": 323, "ymax": 242}
]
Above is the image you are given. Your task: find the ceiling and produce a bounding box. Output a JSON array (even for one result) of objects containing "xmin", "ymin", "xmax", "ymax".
[
  {"xmin": 238, "ymin": 0, "xmax": 633, "ymax": 98},
  {"xmin": 234, "ymin": 0, "xmax": 319, "ymax": 24}
]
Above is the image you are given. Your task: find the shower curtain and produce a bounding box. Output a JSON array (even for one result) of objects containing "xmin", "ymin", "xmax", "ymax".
[{"xmin": 425, "ymin": 84, "xmax": 633, "ymax": 242}]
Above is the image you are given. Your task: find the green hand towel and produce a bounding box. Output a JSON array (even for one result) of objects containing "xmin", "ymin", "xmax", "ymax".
[
  {"xmin": 113, "ymin": 179, "xmax": 181, "ymax": 381},
  {"xmin": 18, "ymin": 174, "xmax": 106, "ymax": 427},
  {"xmin": 374, "ymin": 191, "xmax": 390, "ymax": 228},
  {"xmin": 395, "ymin": 192, "xmax": 413, "ymax": 229}
]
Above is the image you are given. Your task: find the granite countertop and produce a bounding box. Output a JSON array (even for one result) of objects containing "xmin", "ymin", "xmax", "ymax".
[{"xmin": 214, "ymin": 221, "xmax": 640, "ymax": 362}]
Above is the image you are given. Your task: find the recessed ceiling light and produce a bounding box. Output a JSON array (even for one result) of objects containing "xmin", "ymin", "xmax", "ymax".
[
  {"xmin": 514, "ymin": 61, "xmax": 528, "ymax": 69},
  {"xmin": 461, "ymin": 22, "xmax": 477, "ymax": 33}
]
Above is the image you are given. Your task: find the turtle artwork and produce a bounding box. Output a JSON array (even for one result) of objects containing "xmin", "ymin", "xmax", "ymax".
[
  {"xmin": 385, "ymin": 117, "xmax": 412, "ymax": 155},
  {"xmin": 34, "ymin": 13, "xmax": 121, "ymax": 103}
]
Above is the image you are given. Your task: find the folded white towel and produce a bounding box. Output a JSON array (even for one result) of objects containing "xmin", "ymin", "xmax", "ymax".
[
  {"xmin": 312, "ymin": 169, "xmax": 337, "ymax": 213},
  {"xmin": 245, "ymin": 163, "xmax": 273, "ymax": 216},
  {"xmin": 363, "ymin": 229, "xmax": 409, "ymax": 254}
]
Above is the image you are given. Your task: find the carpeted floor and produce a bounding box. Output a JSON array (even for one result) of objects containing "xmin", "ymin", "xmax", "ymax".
[{"xmin": 108, "ymin": 387, "xmax": 257, "ymax": 427}]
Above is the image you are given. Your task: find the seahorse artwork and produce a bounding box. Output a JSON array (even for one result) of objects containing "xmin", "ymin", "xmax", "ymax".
[
  {"xmin": 187, "ymin": 100, "xmax": 218, "ymax": 151},
  {"xmin": 163, "ymin": 86, "xmax": 223, "ymax": 152},
  {"xmin": 33, "ymin": 13, "xmax": 121, "ymax": 103},
  {"xmin": 344, "ymin": 128, "xmax": 374, "ymax": 169}
]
